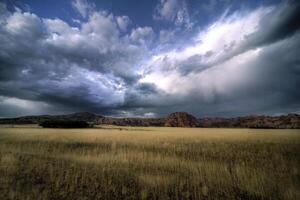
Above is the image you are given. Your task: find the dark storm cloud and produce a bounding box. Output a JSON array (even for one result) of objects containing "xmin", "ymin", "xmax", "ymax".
[
  {"xmin": 126, "ymin": 1, "xmax": 300, "ymax": 117},
  {"xmin": 0, "ymin": 3, "xmax": 153, "ymax": 116},
  {"xmin": 0, "ymin": 7, "xmax": 145, "ymax": 79},
  {"xmin": 172, "ymin": 33, "xmax": 300, "ymax": 117},
  {"xmin": 239, "ymin": 0, "xmax": 300, "ymax": 50},
  {"xmin": 0, "ymin": 0, "xmax": 300, "ymax": 118},
  {"xmin": 122, "ymin": 33, "xmax": 300, "ymax": 118},
  {"xmin": 122, "ymin": 83, "xmax": 162, "ymax": 108}
]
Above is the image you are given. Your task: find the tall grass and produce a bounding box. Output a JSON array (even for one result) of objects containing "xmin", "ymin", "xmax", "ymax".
[{"xmin": 0, "ymin": 126, "xmax": 299, "ymax": 199}]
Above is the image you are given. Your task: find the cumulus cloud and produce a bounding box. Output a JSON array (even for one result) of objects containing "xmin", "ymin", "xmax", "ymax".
[
  {"xmin": 0, "ymin": 1, "xmax": 299, "ymax": 117},
  {"xmin": 0, "ymin": 2, "xmax": 153, "ymax": 116}
]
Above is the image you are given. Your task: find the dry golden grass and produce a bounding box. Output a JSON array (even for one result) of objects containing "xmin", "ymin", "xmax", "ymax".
[{"xmin": 0, "ymin": 125, "xmax": 299, "ymax": 199}]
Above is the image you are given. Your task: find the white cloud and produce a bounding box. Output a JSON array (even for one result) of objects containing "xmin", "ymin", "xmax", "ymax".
[
  {"xmin": 44, "ymin": 18, "xmax": 79, "ymax": 35},
  {"xmin": 144, "ymin": 6, "xmax": 271, "ymax": 77},
  {"xmin": 154, "ymin": 0, "xmax": 191, "ymax": 28},
  {"xmin": 116, "ymin": 16, "xmax": 130, "ymax": 32},
  {"xmin": 154, "ymin": 0, "xmax": 178, "ymax": 21},
  {"xmin": 81, "ymin": 11, "xmax": 120, "ymax": 49},
  {"xmin": 5, "ymin": 11, "xmax": 44, "ymax": 39},
  {"xmin": 72, "ymin": 0, "xmax": 94, "ymax": 18},
  {"xmin": 130, "ymin": 26, "xmax": 155, "ymax": 45},
  {"xmin": 140, "ymin": 7, "xmax": 273, "ymax": 101}
]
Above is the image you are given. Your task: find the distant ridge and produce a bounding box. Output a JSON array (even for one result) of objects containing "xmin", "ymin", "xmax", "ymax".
[
  {"xmin": 0, "ymin": 112, "xmax": 300, "ymax": 129},
  {"xmin": 0, "ymin": 112, "xmax": 102, "ymax": 124}
]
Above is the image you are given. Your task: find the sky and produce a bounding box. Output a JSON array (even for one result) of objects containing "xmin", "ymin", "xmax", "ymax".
[{"xmin": 0, "ymin": 0, "xmax": 299, "ymax": 118}]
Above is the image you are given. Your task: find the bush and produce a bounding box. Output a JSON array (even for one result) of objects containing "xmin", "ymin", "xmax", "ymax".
[{"xmin": 39, "ymin": 120, "xmax": 91, "ymax": 128}]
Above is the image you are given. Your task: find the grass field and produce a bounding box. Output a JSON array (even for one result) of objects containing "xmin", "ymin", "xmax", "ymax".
[{"xmin": 0, "ymin": 126, "xmax": 299, "ymax": 200}]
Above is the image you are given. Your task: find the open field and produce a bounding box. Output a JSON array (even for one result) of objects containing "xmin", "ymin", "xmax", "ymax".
[{"xmin": 0, "ymin": 126, "xmax": 299, "ymax": 200}]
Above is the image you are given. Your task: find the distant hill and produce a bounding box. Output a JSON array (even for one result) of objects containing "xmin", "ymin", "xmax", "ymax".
[
  {"xmin": 164, "ymin": 112, "xmax": 199, "ymax": 127},
  {"xmin": 0, "ymin": 112, "xmax": 102, "ymax": 124},
  {"xmin": 0, "ymin": 112, "xmax": 299, "ymax": 129}
]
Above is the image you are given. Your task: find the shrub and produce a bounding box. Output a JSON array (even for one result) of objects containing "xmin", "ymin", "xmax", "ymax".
[{"xmin": 39, "ymin": 120, "xmax": 90, "ymax": 128}]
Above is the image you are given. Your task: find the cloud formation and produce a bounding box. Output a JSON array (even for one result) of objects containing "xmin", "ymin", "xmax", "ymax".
[
  {"xmin": 0, "ymin": 2, "xmax": 156, "ymax": 116},
  {"xmin": 153, "ymin": 0, "xmax": 192, "ymax": 28},
  {"xmin": 72, "ymin": 0, "xmax": 94, "ymax": 18},
  {"xmin": 0, "ymin": 0, "xmax": 299, "ymax": 117}
]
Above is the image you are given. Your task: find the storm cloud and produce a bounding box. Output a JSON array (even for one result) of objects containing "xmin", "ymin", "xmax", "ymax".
[{"xmin": 0, "ymin": 0, "xmax": 299, "ymax": 118}]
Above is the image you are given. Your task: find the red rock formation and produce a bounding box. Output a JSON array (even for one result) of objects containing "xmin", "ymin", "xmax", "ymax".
[{"xmin": 164, "ymin": 112, "xmax": 199, "ymax": 127}]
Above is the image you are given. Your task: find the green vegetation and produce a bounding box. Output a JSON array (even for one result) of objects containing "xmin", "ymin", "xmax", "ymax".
[{"xmin": 0, "ymin": 126, "xmax": 299, "ymax": 199}]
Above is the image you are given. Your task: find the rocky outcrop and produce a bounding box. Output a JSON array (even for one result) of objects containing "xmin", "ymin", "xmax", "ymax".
[
  {"xmin": 164, "ymin": 112, "xmax": 199, "ymax": 127},
  {"xmin": 1, "ymin": 112, "xmax": 299, "ymax": 128},
  {"xmin": 198, "ymin": 114, "xmax": 300, "ymax": 129}
]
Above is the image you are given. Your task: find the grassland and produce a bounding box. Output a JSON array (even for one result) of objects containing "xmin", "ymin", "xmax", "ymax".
[{"xmin": 0, "ymin": 126, "xmax": 299, "ymax": 200}]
